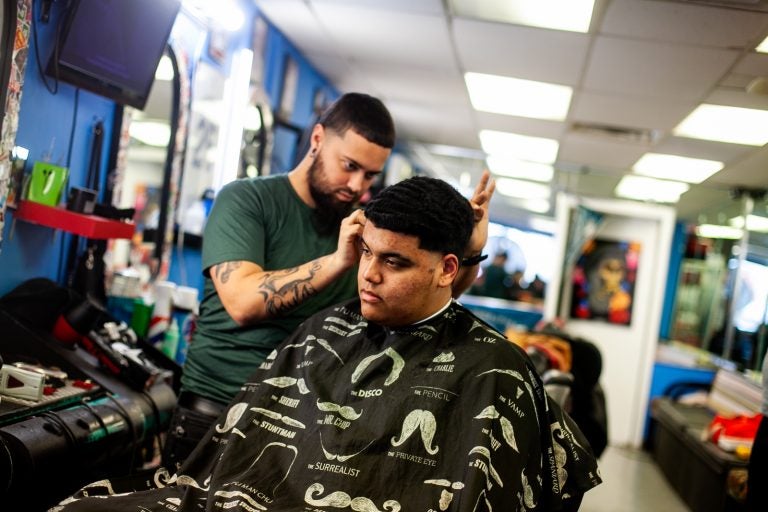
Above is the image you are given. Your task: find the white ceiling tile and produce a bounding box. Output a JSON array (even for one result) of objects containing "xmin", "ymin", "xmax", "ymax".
[
  {"xmin": 705, "ymin": 88, "xmax": 768, "ymax": 110},
  {"xmin": 350, "ymin": 63, "xmax": 466, "ymax": 105},
  {"xmin": 558, "ymin": 134, "xmax": 648, "ymax": 171},
  {"xmin": 311, "ymin": 4, "xmax": 455, "ymax": 70},
  {"xmin": 452, "ymin": 18, "xmax": 589, "ymax": 86},
  {"xmin": 601, "ymin": 0, "xmax": 768, "ymax": 48},
  {"xmin": 474, "ymin": 112, "xmax": 565, "ymax": 141},
  {"xmin": 583, "ymin": 36, "xmax": 740, "ymax": 100},
  {"xmin": 713, "ymin": 145, "xmax": 768, "ymax": 188},
  {"xmin": 652, "ymin": 136, "xmax": 755, "ymax": 164},
  {"xmin": 732, "ymin": 52, "xmax": 768, "ymax": 77},
  {"xmin": 255, "ymin": 0, "xmax": 327, "ymax": 50},
  {"xmin": 390, "ymin": 102, "xmax": 477, "ymax": 148},
  {"xmin": 720, "ymin": 73, "xmax": 759, "ymax": 89},
  {"xmin": 311, "ymin": 0, "xmax": 446, "ymax": 16},
  {"xmin": 571, "ymin": 92, "xmax": 696, "ymax": 131}
]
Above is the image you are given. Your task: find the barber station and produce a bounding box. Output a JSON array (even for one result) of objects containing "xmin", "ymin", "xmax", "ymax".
[{"xmin": 0, "ymin": 1, "xmax": 767, "ymax": 510}]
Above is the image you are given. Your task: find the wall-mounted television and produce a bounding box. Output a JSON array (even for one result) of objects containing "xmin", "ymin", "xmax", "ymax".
[{"xmin": 47, "ymin": 0, "xmax": 181, "ymax": 110}]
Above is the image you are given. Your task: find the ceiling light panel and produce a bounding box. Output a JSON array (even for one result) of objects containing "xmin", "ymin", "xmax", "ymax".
[
  {"xmin": 696, "ymin": 224, "xmax": 743, "ymax": 239},
  {"xmin": 758, "ymin": 35, "xmax": 768, "ymax": 53},
  {"xmin": 486, "ymin": 155, "xmax": 554, "ymax": 182},
  {"xmin": 465, "ymin": 72, "xmax": 572, "ymax": 121},
  {"xmin": 673, "ymin": 104, "xmax": 768, "ymax": 146},
  {"xmin": 632, "ymin": 153, "xmax": 724, "ymax": 184},
  {"xmin": 495, "ymin": 178, "xmax": 551, "ymax": 200},
  {"xmin": 615, "ymin": 175, "xmax": 690, "ymax": 203},
  {"xmin": 479, "ymin": 130, "xmax": 559, "ymax": 164},
  {"xmin": 730, "ymin": 215, "xmax": 768, "ymax": 233},
  {"xmin": 449, "ymin": 0, "xmax": 596, "ymax": 33}
]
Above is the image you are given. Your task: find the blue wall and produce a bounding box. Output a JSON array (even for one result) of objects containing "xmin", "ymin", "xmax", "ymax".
[{"xmin": 0, "ymin": 0, "xmax": 340, "ymax": 299}]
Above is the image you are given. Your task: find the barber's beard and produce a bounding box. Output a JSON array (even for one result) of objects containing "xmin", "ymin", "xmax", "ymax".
[{"xmin": 308, "ymin": 154, "xmax": 356, "ymax": 236}]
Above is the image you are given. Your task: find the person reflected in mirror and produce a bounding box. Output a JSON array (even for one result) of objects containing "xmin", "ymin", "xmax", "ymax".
[
  {"xmin": 479, "ymin": 251, "xmax": 510, "ymax": 299},
  {"xmin": 53, "ymin": 177, "xmax": 599, "ymax": 512},
  {"xmin": 164, "ymin": 93, "xmax": 496, "ymax": 470}
]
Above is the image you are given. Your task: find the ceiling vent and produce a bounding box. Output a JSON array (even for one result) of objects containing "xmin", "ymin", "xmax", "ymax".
[
  {"xmin": 656, "ymin": 0, "xmax": 768, "ymax": 12},
  {"xmin": 569, "ymin": 122, "xmax": 661, "ymax": 145}
]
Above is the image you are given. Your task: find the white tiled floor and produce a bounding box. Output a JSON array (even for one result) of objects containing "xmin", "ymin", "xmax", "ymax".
[{"xmin": 580, "ymin": 446, "xmax": 690, "ymax": 512}]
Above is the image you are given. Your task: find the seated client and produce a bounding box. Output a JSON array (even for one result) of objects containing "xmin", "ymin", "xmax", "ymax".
[{"xmin": 52, "ymin": 176, "xmax": 601, "ymax": 511}]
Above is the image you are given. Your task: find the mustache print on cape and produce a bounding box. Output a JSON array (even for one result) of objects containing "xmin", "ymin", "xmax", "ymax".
[
  {"xmin": 304, "ymin": 483, "xmax": 401, "ymax": 512},
  {"xmin": 246, "ymin": 442, "xmax": 298, "ymax": 494},
  {"xmin": 425, "ymin": 479, "xmax": 466, "ymax": 511},
  {"xmin": 213, "ymin": 490, "xmax": 267, "ymax": 510},
  {"xmin": 320, "ymin": 433, "xmax": 374, "ymax": 462},
  {"xmin": 215, "ymin": 402, "xmax": 249, "ymax": 434},
  {"xmin": 282, "ymin": 334, "xmax": 345, "ymax": 364},
  {"xmin": 263, "ymin": 376, "xmax": 311, "ymax": 394},
  {"xmin": 469, "ymin": 446, "xmax": 503, "ymax": 489},
  {"xmin": 317, "ymin": 399, "xmax": 362, "ymax": 420},
  {"xmin": 391, "ymin": 409, "xmax": 439, "ymax": 455},
  {"xmin": 474, "ymin": 405, "xmax": 519, "ymax": 452},
  {"xmin": 351, "ymin": 347, "xmax": 404, "ymax": 387},
  {"xmin": 250, "ymin": 407, "xmax": 306, "ymax": 429}
]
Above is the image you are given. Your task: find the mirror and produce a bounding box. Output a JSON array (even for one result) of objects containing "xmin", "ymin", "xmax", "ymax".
[
  {"xmin": 106, "ymin": 46, "xmax": 179, "ymax": 287},
  {"xmin": 669, "ymin": 191, "xmax": 768, "ymax": 372},
  {"xmin": 238, "ymin": 87, "xmax": 273, "ymax": 179}
]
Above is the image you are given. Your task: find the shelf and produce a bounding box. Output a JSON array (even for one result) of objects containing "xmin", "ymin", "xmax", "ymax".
[{"xmin": 14, "ymin": 200, "xmax": 135, "ymax": 240}]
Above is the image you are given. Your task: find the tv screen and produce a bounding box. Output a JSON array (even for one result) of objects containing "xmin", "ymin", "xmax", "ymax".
[{"xmin": 47, "ymin": 0, "xmax": 181, "ymax": 110}]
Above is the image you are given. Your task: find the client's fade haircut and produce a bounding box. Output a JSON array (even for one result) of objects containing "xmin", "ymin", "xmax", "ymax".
[
  {"xmin": 364, "ymin": 176, "xmax": 473, "ymax": 259},
  {"xmin": 317, "ymin": 92, "xmax": 396, "ymax": 149}
]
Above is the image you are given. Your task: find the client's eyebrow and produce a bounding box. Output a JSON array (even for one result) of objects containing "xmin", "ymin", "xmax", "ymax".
[{"xmin": 359, "ymin": 237, "xmax": 414, "ymax": 266}]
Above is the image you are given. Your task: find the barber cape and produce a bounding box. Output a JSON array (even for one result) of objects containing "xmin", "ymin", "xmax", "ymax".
[{"xmin": 53, "ymin": 299, "xmax": 601, "ymax": 512}]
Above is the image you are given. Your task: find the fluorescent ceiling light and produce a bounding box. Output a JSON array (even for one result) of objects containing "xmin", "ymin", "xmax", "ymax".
[
  {"xmin": 757, "ymin": 35, "xmax": 768, "ymax": 53},
  {"xmin": 450, "ymin": 0, "xmax": 596, "ymax": 33},
  {"xmin": 129, "ymin": 121, "xmax": 171, "ymax": 147},
  {"xmin": 486, "ymin": 155, "xmax": 554, "ymax": 182},
  {"xmin": 696, "ymin": 224, "xmax": 743, "ymax": 240},
  {"xmin": 243, "ymin": 105, "xmax": 263, "ymax": 131},
  {"xmin": 496, "ymin": 178, "xmax": 551, "ymax": 200},
  {"xmin": 465, "ymin": 72, "xmax": 572, "ymax": 121},
  {"xmin": 183, "ymin": 0, "xmax": 243, "ymax": 31},
  {"xmin": 479, "ymin": 130, "xmax": 559, "ymax": 164},
  {"xmin": 518, "ymin": 198, "xmax": 551, "ymax": 214},
  {"xmin": 673, "ymin": 104, "xmax": 768, "ymax": 146},
  {"xmin": 729, "ymin": 215, "xmax": 768, "ymax": 233},
  {"xmin": 632, "ymin": 153, "xmax": 723, "ymax": 184},
  {"xmin": 615, "ymin": 175, "xmax": 689, "ymax": 203},
  {"xmin": 155, "ymin": 56, "xmax": 174, "ymax": 81}
]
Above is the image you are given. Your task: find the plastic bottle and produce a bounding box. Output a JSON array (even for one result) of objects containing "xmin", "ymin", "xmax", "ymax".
[
  {"xmin": 172, "ymin": 286, "xmax": 198, "ymax": 365},
  {"xmin": 161, "ymin": 318, "xmax": 179, "ymax": 360},
  {"xmin": 147, "ymin": 281, "xmax": 176, "ymax": 348}
]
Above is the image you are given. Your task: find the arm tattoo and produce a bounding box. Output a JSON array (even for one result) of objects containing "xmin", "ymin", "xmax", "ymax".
[
  {"xmin": 214, "ymin": 261, "xmax": 242, "ymax": 284},
  {"xmin": 258, "ymin": 260, "xmax": 322, "ymax": 317}
]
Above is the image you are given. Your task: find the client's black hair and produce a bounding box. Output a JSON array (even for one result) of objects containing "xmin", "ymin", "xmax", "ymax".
[
  {"xmin": 317, "ymin": 92, "xmax": 396, "ymax": 149},
  {"xmin": 364, "ymin": 176, "xmax": 473, "ymax": 258}
]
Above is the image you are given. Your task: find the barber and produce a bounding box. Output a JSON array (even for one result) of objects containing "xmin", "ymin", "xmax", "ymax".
[{"xmin": 163, "ymin": 92, "xmax": 494, "ymax": 468}]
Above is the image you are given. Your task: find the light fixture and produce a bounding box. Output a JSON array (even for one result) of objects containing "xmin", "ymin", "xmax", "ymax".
[
  {"xmin": 129, "ymin": 121, "xmax": 171, "ymax": 147},
  {"xmin": 632, "ymin": 153, "xmax": 723, "ymax": 184},
  {"xmin": 757, "ymin": 35, "xmax": 768, "ymax": 53},
  {"xmin": 729, "ymin": 214, "xmax": 768, "ymax": 233},
  {"xmin": 495, "ymin": 178, "xmax": 551, "ymax": 200},
  {"xmin": 465, "ymin": 72, "xmax": 572, "ymax": 121},
  {"xmin": 449, "ymin": 0, "xmax": 596, "ymax": 33},
  {"xmin": 479, "ymin": 130, "xmax": 559, "ymax": 164},
  {"xmin": 673, "ymin": 104, "xmax": 768, "ymax": 146},
  {"xmin": 154, "ymin": 55, "xmax": 174, "ymax": 81},
  {"xmin": 486, "ymin": 155, "xmax": 554, "ymax": 182},
  {"xmin": 696, "ymin": 224, "xmax": 743, "ymax": 239},
  {"xmin": 615, "ymin": 175, "xmax": 689, "ymax": 203}
]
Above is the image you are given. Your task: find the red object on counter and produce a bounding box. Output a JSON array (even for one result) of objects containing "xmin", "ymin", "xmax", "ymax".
[{"xmin": 14, "ymin": 200, "xmax": 135, "ymax": 239}]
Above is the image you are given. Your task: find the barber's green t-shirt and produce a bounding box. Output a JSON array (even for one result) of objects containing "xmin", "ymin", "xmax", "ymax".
[{"xmin": 181, "ymin": 175, "xmax": 357, "ymax": 403}]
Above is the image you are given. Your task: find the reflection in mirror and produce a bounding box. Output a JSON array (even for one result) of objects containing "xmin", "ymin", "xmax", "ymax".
[
  {"xmin": 674, "ymin": 191, "xmax": 768, "ymax": 372},
  {"xmin": 238, "ymin": 87, "xmax": 273, "ymax": 179},
  {"xmin": 107, "ymin": 48, "xmax": 177, "ymax": 287}
]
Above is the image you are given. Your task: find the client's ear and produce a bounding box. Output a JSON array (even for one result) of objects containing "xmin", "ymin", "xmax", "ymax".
[{"xmin": 438, "ymin": 254, "xmax": 460, "ymax": 288}]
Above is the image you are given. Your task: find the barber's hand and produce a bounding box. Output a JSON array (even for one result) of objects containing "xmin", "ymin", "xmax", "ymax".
[
  {"xmin": 467, "ymin": 169, "xmax": 495, "ymax": 256},
  {"xmin": 335, "ymin": 209, "xmax": 366, "ymax": 270}
]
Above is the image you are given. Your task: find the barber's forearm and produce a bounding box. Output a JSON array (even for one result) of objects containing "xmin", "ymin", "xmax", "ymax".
[{"xmin": 214, "ymin": 253, "xmax": 350, "ymax": 325}]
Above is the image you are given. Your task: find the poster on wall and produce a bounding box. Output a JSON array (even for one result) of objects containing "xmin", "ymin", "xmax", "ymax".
[
  {"xmin": 277, "ymin": 56, "xmax": 299, "ymax": 121},
  {"xmin": 570, "ymin": 238, "xmax": 641, "ymax": 326}
]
